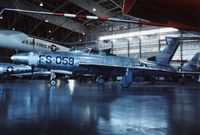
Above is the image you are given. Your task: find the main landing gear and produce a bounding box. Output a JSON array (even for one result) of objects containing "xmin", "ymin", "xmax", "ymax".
[
  {"xmin": 120, "ymin": 69, "xmax": 133, "ymax": 88},
  {"xmin": 96, "ymin": 76, "xmax": 106, "ymax": 85},
  {"xmin": 198, "ymin": 74, "xmax": 200, "ymax": 83},
  {"xmin": 50, "ymin": 72, "xmax": 57, "ymax": 86},
  {"xmin": 179, "ymin": 75, "xmax": 186, "ymax": 85}
]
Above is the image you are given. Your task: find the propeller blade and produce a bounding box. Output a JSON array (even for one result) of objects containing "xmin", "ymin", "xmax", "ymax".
[
  {"xmin": 3, "ymin": 8, "xmax": 138, "ymax": 23},
  {"xmin": 2, "ymin": 7, "xmax": 200, "ymax": 31}
]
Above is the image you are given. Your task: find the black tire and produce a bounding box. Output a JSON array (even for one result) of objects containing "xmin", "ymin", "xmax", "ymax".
[
  {"xmin": 179, "ymin": 77, "xmax": 185, "ymax": 85},
  {"xmin": 120, "ymin": 77, "xmax": 130, "ymax": 88},
  {"xmin": 121, "ymin": 82, "xmax": 130, "ymax": 88},
  {"xmin": 111, "ymin": 77, "xmax": 117, "ymax": 82},
  {"xmin": 150, "ymin": 76, "xmax": 156, "ymax": 84},
  {"xmin": 50, "ymin": 79, "xmax": 57, "ymax": 86},
  {"xmin": 96, "ymin": 76, "xmax": 105, "ymax": 85}
]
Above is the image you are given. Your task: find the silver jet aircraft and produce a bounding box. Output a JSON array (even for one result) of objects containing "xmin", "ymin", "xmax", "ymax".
[
  {"xmin": 0, "ymin": 29, "xmax": 69, "ymax": 52},
  {"xmin": 11, "ymin": 37, "xmax": 200, "ymax": 87},
  {"xmin": 0, "ymin": 29, "xmax": 70, "ymax": 79}
]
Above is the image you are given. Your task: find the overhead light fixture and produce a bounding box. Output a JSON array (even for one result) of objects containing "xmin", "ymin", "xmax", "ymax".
[
  {"xmin": 45, "ymin": 19, "xmax": 48, "ymax": 23},
  {"xmin": 0, "ymin": 16, "xmax": 3, "ymax": 19},
  {"xmin": 112, "ymin": 39, "xmax": 116, "ymax": 42},
  {"xmin": 51, "ymin": 37, "xmax": 54, "ymax": 40},
  {"xmin": 79, "ymin": 39, "xmax": 82, "ymax": 42},
  {"xmin": 48, "ymin": 30, "xmax": 51, "ymax": 33},
  {"xmin": 139, "ymin": 35, "xmax": 144, "ymax": 39},
  {"xmin": 92, "ymin": 7, "xmax": 96, "ymax": 12},
  {"xmin": 128, "ymin": 37, "xmax": 133, "ymax": 40},
  {"xmin": 39, "ymin": 2, "xmax": 43, "ymax": 7},
  {"xmin": 12, "ymin": 28, "xmax": 15, "ymax": 31},
  {"xmin": 82, "ymin": 32, "xmax": 85, "ymax": 35},
  {"xmin": 99, "ymin": 28, "xmax": 178, "ymax": 40}
]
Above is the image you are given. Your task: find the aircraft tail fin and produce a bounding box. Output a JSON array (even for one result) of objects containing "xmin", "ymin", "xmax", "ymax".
[
  {"xmin": 155, "ymin": 37, "xmax": 180, "ymax": 65},
  {"xmin": 182, "ymin": 53, "xmax": 200, "ymax": 71},
  {"xmin": 155, "ymin": 37, "xmax": 200, "ymax": 65}
]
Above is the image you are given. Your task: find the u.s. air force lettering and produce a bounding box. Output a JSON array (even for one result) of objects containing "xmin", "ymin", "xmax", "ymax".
[
  {"xmin": 39, "ymin": 55, "xmax": 74, "ymax": 65},
  {"xmin": 22, "ymin": 40, "xmax": 60, "ymax": 52}
]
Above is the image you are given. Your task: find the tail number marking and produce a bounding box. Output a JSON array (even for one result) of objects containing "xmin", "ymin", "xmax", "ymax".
[{"xmin": 39, "ymin": 55, "xmax": 74, "ymax": 65}]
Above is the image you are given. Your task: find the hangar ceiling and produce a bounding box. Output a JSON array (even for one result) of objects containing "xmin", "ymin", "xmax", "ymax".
[{"xmin": 0, "ymin": 0, "xmax": 126, "ymax": 43}]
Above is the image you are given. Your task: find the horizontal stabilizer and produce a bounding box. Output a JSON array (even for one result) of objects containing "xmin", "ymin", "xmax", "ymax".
[
  {"xmin": 183, "ymin": 53, "xmax": 200, "ymax": 72},
  {"xmin": 3, "ymin": 8, "xmax": 137, "ymax": 23}
]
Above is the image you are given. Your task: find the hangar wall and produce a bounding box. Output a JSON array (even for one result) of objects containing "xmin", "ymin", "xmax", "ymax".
[{"xmin": 93, "ymin": 25, "xmax": 200, "ymax": 65}]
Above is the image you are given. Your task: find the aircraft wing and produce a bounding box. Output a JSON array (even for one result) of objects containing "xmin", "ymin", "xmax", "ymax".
[
  {"xmin": 9, "ymin": 71, "xmax": 51, "ymax": 77},
  {"xmin": 177, "ymin": 71, "xmax": 200, "ymax": 75},
  {"xmin": 79, "ymin": 63, "xmax": 127, "ymax": 69},
  {"xmin": 78, "ymin": 63, "xmax": 177, "ymax": 73},
  {"xmin": 9, "ymin": 70, "xmax": 73, "ymax": 77},
  {"xmin": 50, "ymin": 70, "xmax": 73, "ymax": 75}
]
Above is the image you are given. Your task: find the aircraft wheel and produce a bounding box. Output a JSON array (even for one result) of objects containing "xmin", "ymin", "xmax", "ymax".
[
  {"xmin": 96, "ymin": 76, "xmax": 105, "ymax": 85},
  {"xmin": 179, "ymin": 77, "xmax": 185, "ymax": 85},
  {"xmin": 111, "ymin": 77, "xmax": 117, "ymax": 82},
  {"xmin": 121, "ymin": 82, "xmax": 130, "ymax": 88},
  {"xmin": 0, "ymin": 75, "xmax": 4, "ymax": 82},
  {"xmin": 120, "ymin": 77, "xmax": 130, "ymax": 88},
  {"xmin": 50, "ymin": 79, "xmax": 57, "ymax": 86},
  {"xmin": 150, "ymin": 77, "xmax": 156, "ymax": 84}
]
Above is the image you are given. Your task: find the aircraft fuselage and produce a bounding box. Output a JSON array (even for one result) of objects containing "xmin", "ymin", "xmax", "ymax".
[{"xmin": 11, "ymin": 51, "xmax": 177, "ymax": 78}]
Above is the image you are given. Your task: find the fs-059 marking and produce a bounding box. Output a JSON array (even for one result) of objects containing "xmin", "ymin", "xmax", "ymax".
[{"xmin": 39, "ymin": 55, "xmax": 74, "ymax": 65}]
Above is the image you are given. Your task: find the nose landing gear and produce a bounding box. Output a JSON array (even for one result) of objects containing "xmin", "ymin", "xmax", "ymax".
[{"xmin": 50, "ymin": 71, "xmax": 57, "ymax": 86}]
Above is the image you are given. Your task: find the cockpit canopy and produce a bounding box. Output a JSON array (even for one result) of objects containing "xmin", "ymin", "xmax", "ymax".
[{"xmin": 70, "ymin": 48, "xmax": 114, "ymax": 56}]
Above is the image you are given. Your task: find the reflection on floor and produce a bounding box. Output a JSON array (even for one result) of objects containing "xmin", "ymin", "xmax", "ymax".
[{"xmin": 0, "ymin": 80, "xmax": 200, "ymax": 135}]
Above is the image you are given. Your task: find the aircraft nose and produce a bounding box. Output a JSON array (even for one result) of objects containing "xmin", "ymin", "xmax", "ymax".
[{"xmin": 11, "ymin": 53, "xmax": 29, "ymax": 64}]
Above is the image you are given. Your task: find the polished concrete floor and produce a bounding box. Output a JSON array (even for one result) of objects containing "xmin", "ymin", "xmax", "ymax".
[{"xmin": 0, "ymin": 80, "xmax": 200, "ymax": 135}]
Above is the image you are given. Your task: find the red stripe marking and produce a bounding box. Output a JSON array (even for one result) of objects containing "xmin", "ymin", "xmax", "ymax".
[
  {"xmin": 53, "ymin": 12, "xmax": 64, "ymax": 16},
  {"xmin": 98, "ymin": 16, "xmax": 108, "ymax": 21},
  {"xmin": 76, "ymin": 14, "xmax": 87, "ymax": 19}
]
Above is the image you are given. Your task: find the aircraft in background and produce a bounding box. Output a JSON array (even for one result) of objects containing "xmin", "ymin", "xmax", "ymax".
[
  {"xmin": 0, "ymin": 29, "xmax": 70, "ymax": 79},
  {"xmin": 0, "ymin": 29, "xmax": 69, "ymax": 52},
  {"xmin": 182, "ymin": 53, "xmax": 200, "ymax": 73},
  {"xmin": 0, "ymin": 63, "xmax": 50, "ymax": 80},
  {"xmin": 11, "ymin": 37, "xmax": 200, "ymax": 88}
]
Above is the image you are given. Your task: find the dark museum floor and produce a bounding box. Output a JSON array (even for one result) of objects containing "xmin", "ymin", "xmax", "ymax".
[{"xmin": 0, "ymin": 79, "xmax": 200, "ymax": 135}]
